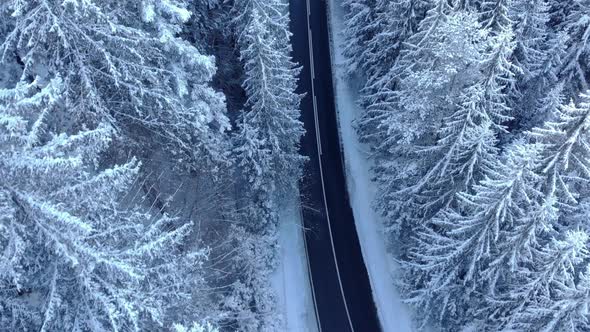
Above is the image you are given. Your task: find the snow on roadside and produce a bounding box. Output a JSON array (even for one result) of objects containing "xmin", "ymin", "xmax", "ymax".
[
  {"xmin": 326, "ymin": 1, "xmax": 415, "ymax": 331},
  {"xmin": 271, "ymin": 194, "xmax": 319, "ymax": 332}
]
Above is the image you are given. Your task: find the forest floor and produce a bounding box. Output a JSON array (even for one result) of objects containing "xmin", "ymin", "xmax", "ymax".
[
  {"xmin": 325, "ymin": 1, "xmax": 414, "ymax": 331},
  {"xmin": 271, "ymin": 193, "xmax": 319, "ymax": 332}
]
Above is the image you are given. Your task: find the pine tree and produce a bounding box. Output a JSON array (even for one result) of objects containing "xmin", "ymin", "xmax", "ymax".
[
  {"xmin": 0, "ymin": 0, "xmax": 230, "ymax": 168},
  {"xmin": 235, "ymin": 9, "xmax": 305, "ymax": 197},
  {"xmin": 481, "ymin": 0, "xmax": 513, "ymax": 33},
  {"xmin": 342, "ymin": 0, "xmax": 379, "ymax": 76},
  {"xmin": 359, "ymin": 11, "xmax": 488, "ymax": 235},
  {"xmin": 408, "ymin": 29, "xmax": 517, "ymax": 220},
  {"xmin": 511, "ymin": 0, "xmax": 551, "ymax": 81},
  {"xmin": 0, "ymin": 77, "xmax": 206, "ymax": 331},
  {"xmin": 358, "ymin": 1, "xmax": 464, "ymax": 149},
  {"xmin": 478, "ymin": 30, "xmax": 520, "ymax": 123},
  {"xmin": 530, "ymin": 92, "xmax": 590, "ymax": 208},
  {"xmin": 360, "ymin": 0, "xmax": 430, "ymax": 100},
  {"xmin": 228, "ymin": 3, "xmax": 304, "ymax": 330},
  {"xmin": 559, "ymin": 0, "xmax": 590, "ymax": 96},
  {"xmin": 231, "ymin": 0, "xmax": 290, "ymax": 46},
  {"xmin": 398, "ymin": 28, "xmax": 522, "ymax": 331},
  {"xmin": 407, "ymin": 142, "xmax": 540, "ymax": 328},
  {"xmin": 482, "ymin": 93, "xmax": 590, "ymax": 329},
  {"xmin": 340, "ymin": 0, "xmax": 590, "ymax": 330},
  {"xmin": 508, "ymin": 231, "xmax": 590, "ymax": 331},
  {"xmin": 524, "ymin": 81, "xmax": 565, "ymax": 128},
  {"xmin": 357, "ymin": 0, "xmax": 454, "ymax": 148},
  {"xmin": 394, "ymin": 0, "xmax": 454, "ymax": 76},
  {"xmin": 411, "ymin": 86, "xmax": 500, "ymax": 217},
  {"xmin": 511, "ymin": 30, "xmax": 567, "ymax": 125}
]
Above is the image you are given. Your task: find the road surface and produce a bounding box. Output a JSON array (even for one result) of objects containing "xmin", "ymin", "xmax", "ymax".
[{"xmin": 289, "ymin": 0, "xmax": 382, "ymax": 331}]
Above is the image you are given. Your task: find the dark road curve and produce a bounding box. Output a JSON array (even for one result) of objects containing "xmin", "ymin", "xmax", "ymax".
[{"xmin": 289, "ymin": 0, "xmax": 382, "ymax": 331}]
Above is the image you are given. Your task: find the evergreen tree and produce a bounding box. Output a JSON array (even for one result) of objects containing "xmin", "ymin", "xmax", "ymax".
[
  {"xmin": 508, "ymin": 231, "xmax": 590, "ymax": 331},
  {"xmin": 530, "ymin": 92, "xmax": 590, "ymax": 209},
  {"xmin": 479, "ymin": 30, "xmax": 520, "ymax": 122},
  {"xmin": 412, "ymin": 85, "xmax": 500, "ymax": 217},
  {"xmin": 342, "ymin": 0, "xmax": 379, "ymax": 76},
  {"xmin": 227, "ymin": 2, "xmax": 304, "ymax": 330},
  {"xmin": 511, "ymin": 0, "xmax": 551, "ymax": 81},
  {"xmin": 481, "ymin": 0, "xmax": 513, "ymax": 33},
  {"xmin": 511, "ymin": 29, "xmax": 567, "ymax": 125},
  {"xmin": 231, "ymin": 0, "xmax": 290, "ymax": 46},
  {"xmin": 559, "ymin": 0, "xmax": 590, "ymax": 96},
  {"xmin": 360, "ymin": 0, "xmax": 430, "ymax": 100},
  {"xmin": 409, "ymin": 29, "xmax": 517, "ymax": 220},
  {"xmin": 408, "ymin": 142, "xmax": 540, "ymax": 328},
  {"xmin": 0, "ymin": 0, "xmax": 230, "ymax": 168},
  {"xmin": 488, "ymin": 93, "xmax": 590, "ymax": 329},
  {"xmin": 359, "ymin": 11, "xmax": 487, "ymax": 235},
  {"xmin": 0, "ymin": 77, "xmax": 205, "ymax": 331},
  {"xmin": 235, "ymin": 9, "xmax": 305, "ymax": 201},
  {"xmin": 357, "ymin": 0, "xmax": 456, "ymax": 149}
]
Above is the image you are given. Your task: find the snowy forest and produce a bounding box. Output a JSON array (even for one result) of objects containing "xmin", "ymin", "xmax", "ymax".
[
  {"xmin": 342, "ymin": 0, "xmax": 590, "ymax": 330},
  {"xmin": 0, "ymin": 0, "xmax": 303, "ymax": 331}
]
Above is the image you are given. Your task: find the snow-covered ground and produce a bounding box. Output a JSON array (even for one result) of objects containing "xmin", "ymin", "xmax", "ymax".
[
  {"xmin": 271, "ymin": 194, "xmax": 319, "ymax": 332},
  {"xmin": 326, "ymin": 1, "xmax": 415, "ymax": 331}
]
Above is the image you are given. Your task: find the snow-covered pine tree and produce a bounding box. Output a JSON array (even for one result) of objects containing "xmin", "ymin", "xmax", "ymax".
[
  {"xmin": 359, "ymin": 10, "xmax": 487, "ymax": 235},
  {"xmin": 534, "ymin": 30, "xmax": 568, "ymax": 92},
  {"xmin": 480, "ymin": 0, "xmax": 513, "ymax": 33},
  {"xmin": 227, "ymin": 2, "xmax": 304, "ymax": 330},
  {"xmin": 559, "ymin": 0, "xmax": 590, "ymax": 97},
  {"xmin": 235, "ymin": 8, "xmax": 304, "ymax": 205},
  {"xmin": 530, "ymin": 92, "xmax": 590, "ymax": 210},
  {"xmin": 397, "ymin": 28, "xmax": 520, "ymax": 331},
  {"xmin": 508, "ymin": 0, "xmax": 552, "ymax": 114},
  {"xmin": 356, "ymin": 0, "xmax": 452, "ymax": 146},
  {"xmin": 393, "ymin": 0, "xmax": 454, "ymax": 78},
  {"xmin": 231, "ymin": 0, "xmax": 290, "ymax": 46},
  {"xmin": 341, "ymin": 0, "xmax": 379, "ymax": 76},
  {"xmin": 479, "ymin": 30, "xmax": 520, "ymax": 120},
  {"xmin": 510, "ymin": 0, "xmax": 550, "ymax": 82},
  {"xmin": 510, "ymin": 28, "xmax": 567, "ymax": 126},
  {"xmin": 412, "ymin": 85, "xmax": 500, "ymax": 218},
  {"xmin": 360, "ymin": 0, "xmax": 430, "ymax": 102},
  {"xmin": 407, "ymin": 29, "xmax": 517, "ymax": 221},
  {"xmin": 406, "ymin": 140, "xmax": 539, "ymax": 330},
  {"xmin": 356, "ymin": 0, "xmax": 454, "ymax": 151},
  {"xmin": 358, "ymin": 0, "xmax": 466, "ymax": 152},
  {"xmin": 0, "ymin": 77, "xmax": 206, "ymax": 331},
  {"xmin": 0, "ymin": 0, "xmax": 230, "ymax": 168},
  {"xmin": 524, "ymin": 80, "xmax": 566, "ymax": 128},
  {"xmin": 479, "ymin": 92, "xmax": 590, "ymax": 329},
  {"xmin": 508, "ymin": 231, "xmax": 590, "ymax": 331},
  {"xmin": 340, "ymin": 0, "xmax": 590, "ymax": 330}
]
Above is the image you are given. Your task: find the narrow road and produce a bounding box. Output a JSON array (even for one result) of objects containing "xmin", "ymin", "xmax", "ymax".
[{"xmin": 289, "ymin": 0, "xmax": 382, "ymax": 331}]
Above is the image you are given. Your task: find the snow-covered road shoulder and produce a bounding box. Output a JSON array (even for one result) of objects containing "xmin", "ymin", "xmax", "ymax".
[
  {"xmin": 326, "ymin": 1, "xmax": 414, "ymax": 331},
  {"xmin": 271, "ymin": 194, "xmax": 319, "ymax": 332}
]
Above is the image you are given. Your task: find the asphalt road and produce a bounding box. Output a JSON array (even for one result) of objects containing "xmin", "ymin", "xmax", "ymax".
[{"xmin": 288, "ymin": 0, "xmax": 382, "ymax": 331}]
